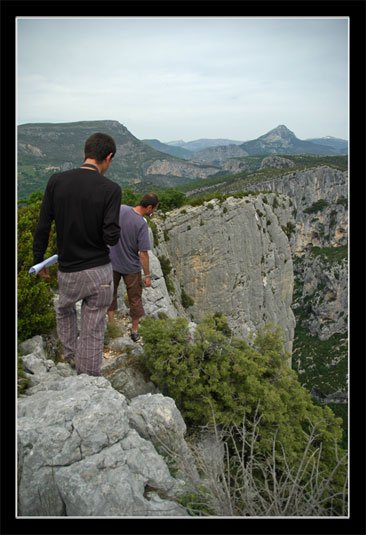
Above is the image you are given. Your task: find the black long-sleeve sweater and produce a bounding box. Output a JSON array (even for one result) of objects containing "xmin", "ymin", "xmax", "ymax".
[{"xmin": 33, "ymin": 167, "xmax": 122, "ymax": 272}]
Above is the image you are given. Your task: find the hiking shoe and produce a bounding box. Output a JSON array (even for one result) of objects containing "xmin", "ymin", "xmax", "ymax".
[{"xmin": 130, "ymin": 332, "xmax": 140, "ymax": 342}]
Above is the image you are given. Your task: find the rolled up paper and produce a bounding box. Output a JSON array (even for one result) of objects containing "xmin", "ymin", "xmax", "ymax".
[{"xmin": 29, "ymin": 254, "xmax": 58, "ymax": 275}]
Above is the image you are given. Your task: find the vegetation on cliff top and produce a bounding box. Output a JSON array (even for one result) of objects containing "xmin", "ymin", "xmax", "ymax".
[{"xmin": 139, "ymin": 313, "xmax": 347, "ymax": 514}]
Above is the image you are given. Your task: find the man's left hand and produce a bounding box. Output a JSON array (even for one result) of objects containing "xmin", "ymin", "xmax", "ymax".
[{"xmin": 143, "ymin": 275, "xmax": 152, "ymax": 287}]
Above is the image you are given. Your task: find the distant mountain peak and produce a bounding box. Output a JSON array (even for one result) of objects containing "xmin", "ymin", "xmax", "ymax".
[{"xmin": 259, "ymin": 125, "xmax": 297, "ymax": 142}]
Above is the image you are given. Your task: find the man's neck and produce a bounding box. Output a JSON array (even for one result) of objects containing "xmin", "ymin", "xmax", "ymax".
[
  {"xmin": 82, "ymin": 159, "xmax": 102, "ymax": 174},
  {"xmin": 133, "ymin": 206, "xmax": 145, "ymax": 216}
]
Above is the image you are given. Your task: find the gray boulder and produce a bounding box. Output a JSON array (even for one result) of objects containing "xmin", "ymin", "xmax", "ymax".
[
  {"xmin": 101, "ymin": 350, "xmax": 159, "ymax": 399},
  {"xmin": 18, "ymin": 335, "xmax": 76, "ymax": 396},
  {"xmin": 17, "ymin": 338, "xmax": 189, "ymax": 516},
  {"xmin": 129, "ymin": 394, "xmax": 199, "ymax": 483}
]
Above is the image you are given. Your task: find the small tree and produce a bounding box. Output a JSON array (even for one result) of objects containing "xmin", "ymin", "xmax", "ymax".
[
  {"xmin": 158, "ymin": 188, "xmax": 186, "ymax": 212},
  {"xmin": 121, "ymin": 185, "xmax": 139, "ymax": 206}
]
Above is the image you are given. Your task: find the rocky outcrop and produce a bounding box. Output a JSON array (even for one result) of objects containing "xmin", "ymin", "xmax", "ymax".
[
  {"xmin": 192, "ymin": 144, "xmax": 249, "ymax": 164},
  {"xmin": 17, "ymin": 336, "xmax": 190, "ymax": 517},
  {"xmin": 154, "ymin": 193, "xmax": 296, "ymax": 353},
  {"xmin": 222, "ymin": 154, "xmax": 295, "ymax": 175},
  {"xmin": 250, "ymin": 166, "xmax": 348, "ymax": 254},
  {"xmin": 145, "ymin": 159, "xmax": 219, "ymax": 179},
  {"xmin": 293, "ymin": 252, "xmax": 348, "ymax": 340},
  {"xmin": 101, "ymin": 340, "xmax": 160, "ymax": 399},
  {"xmin": 260, "ymin": 155, "xmax": 296, "ymax": 169}
]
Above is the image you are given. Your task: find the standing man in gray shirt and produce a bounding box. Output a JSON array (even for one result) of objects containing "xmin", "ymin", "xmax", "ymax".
[{"xmin": 107, "ymin": 193, "xmax": 159, "ymax": 341}]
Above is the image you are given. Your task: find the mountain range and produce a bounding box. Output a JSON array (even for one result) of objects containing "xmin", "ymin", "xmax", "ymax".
[
  {"xmin": 238, "ymin": 125, "xmax": 347, "ymax": 155},
  {"xmin": 144, "ymin": 125, "xmax": 347, "ymax": 165},
  {"xmin": 17, "ymin": 121, "xmax": 348, "ymax": 200},
  {"xmin": 163, "ymin": 132, "xmax": 347, "ymax": 154},
  {"xmin": 17, "ymin": 120, "xmax": 220, "ymax": 198},
  {"xmin": 165, "ymin": 138, "xmax": 245, "ymax": 152}
]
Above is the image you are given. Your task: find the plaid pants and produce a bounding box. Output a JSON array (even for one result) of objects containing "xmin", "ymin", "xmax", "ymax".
[{"xmin": 56, "ymin": 263, "xmax": 113, "ymax": 376}]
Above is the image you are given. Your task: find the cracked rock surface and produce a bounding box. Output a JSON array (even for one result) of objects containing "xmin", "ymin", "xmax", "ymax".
[{"xmin": 17, "ymin": 337, "xmax": 188, "ymax": 517}]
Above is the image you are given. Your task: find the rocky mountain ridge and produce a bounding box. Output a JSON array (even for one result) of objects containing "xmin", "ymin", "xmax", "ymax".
[
  {"xmin": 165, "ymin": 138, "xmax": 245, "ymax": 152},
  {"xmin": 17, "ymin": 120, "xmax": 221, "ymax": 199},
  {"xmin": 191, "ymin": 126, "xmax": 347, "ymax": 164},
  {"xmin": 305, "ymin": 136, "xmax": 348, "ymax": 151},
  {"xmin": 17, "ymin": 121, "xmax": 347, "ymax": 200}
]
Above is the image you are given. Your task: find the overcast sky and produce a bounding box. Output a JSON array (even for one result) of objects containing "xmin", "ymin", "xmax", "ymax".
[{"xmin": 17, "ymin": 17, "xmax": 349, "ymax": 142}]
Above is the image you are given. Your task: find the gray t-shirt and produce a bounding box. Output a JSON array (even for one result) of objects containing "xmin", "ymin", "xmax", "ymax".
[{"xmin": 108, "ymin": 205, "xmax": 151, "ymax": 274}]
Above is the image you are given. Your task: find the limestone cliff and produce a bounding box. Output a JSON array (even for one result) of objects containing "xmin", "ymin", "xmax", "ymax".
[
  {"xmin": 146, "ymin": 163, "xmax": 347, "ymax": 406},
  {"xmin": 145, "ymin": 158, "xmax": 220, "ymax": 179},
  {"xmin": 153, "ymin": 193, "xmax": 296, "ymax": 354},
  {"xmin": 249, "ymin": 166, "xmax": 348, "ymax": 254}
]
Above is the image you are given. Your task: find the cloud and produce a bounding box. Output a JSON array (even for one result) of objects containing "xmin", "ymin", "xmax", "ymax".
[{"xmin": 16, "ymin": 17, "xmax": 349, "ymax": 140}]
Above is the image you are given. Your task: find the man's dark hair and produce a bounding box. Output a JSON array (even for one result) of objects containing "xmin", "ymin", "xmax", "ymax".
[
  {"xmin": 84, "ymin": 133, "xmax": 117, "ymax": 162},
  {"xmin": 139, "ymin": 193, "xmax": 160, "ymax": 208}
]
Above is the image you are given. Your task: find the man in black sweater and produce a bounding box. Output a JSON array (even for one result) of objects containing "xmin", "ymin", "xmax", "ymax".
[{"xmin": 33, "ymin": 132, "xmax": 122, "ymax": 376}]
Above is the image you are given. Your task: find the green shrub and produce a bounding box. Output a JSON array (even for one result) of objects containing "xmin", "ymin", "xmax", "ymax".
[
  {"xmin": 158, "ymin": 188, "xmax": 186, "ymax": 212},
  {"xmin": 180, "ymin": 286, "xmax": 194, "ymax": 309},
  {"xmin": 147, "ymin": 219, "xmax": 159, "ymax": 247},
  {"xmin": 281, "ymin": 221, "xmax": 296, "ymax": 239},
  {"xmin": 336, "ymin": 197, "xmax": 348, "ymax": 208},
  {"xmin": 17, "ymin": 197, "xmax": 58, "ymax": 342},
  {"xmin": 17, "ymin": 354, "xmax": 31, "ymax": 396},
  {"xmin": 304, "ymin": 199, "xmax": 329, "ymax": 214},
  {"xmin": 310, "ymin": 245, "xmax": 348, "ymax": 263},
  {"xmin": 17, "ymin": 271, "xmax": 56, "ymax": 342},
  {"xmin": 121, "ymin": 185, "xmax": 139, "ymax": 206},
  {"xmin": 158, "ymin": 255, "xmax": 175, "ymax": 294},
  {"xmin": 138, "ymin": 315, "xmax": 346, "ymax": 495}
]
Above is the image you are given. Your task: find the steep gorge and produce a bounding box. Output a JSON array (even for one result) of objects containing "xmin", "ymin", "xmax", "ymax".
[{"xmin": 146, "ymin": 164, "xmax": 348, "ymax": 405}]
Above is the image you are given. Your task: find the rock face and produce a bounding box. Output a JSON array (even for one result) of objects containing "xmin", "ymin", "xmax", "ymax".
[
  {"xmin": 250, "ymin": 166, "xmax": 348, "ymax": 254},
  {"xmin": 260, "ymin": 155, "xmax": 296, "ymax": 169},
  {"xmin": 293, "ymin": 252, "xmax": 348, "ymax": 340},
  {"xmin": 17, "ymin": 337, "xmax": 189, "ymax": 517},
  {"xmin": 145, "ymin": 158, "xmax": 219, "ymax": 179},
  {"xmin": 101, "ymin": 344, "xmax": 160, "ymax": 400},
  {"xmin": 142, "ymin": 249, "xmax": 180, "ymax": 319},
  {"xmin": 192, "ymin": 144, "xmax": 249, "ymax": 164},
  {"xmin": 249, "ymin": 165, "xmax": 348, "ymax": 341},
  {"xmin": 155, "ymin": 193, "xmax": 296, "ymax": 353}
]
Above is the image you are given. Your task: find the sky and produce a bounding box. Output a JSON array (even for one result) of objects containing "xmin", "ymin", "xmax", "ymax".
[{"xmin": 16, "ymin": 17, "xmax": 349, "ymax": 142}]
